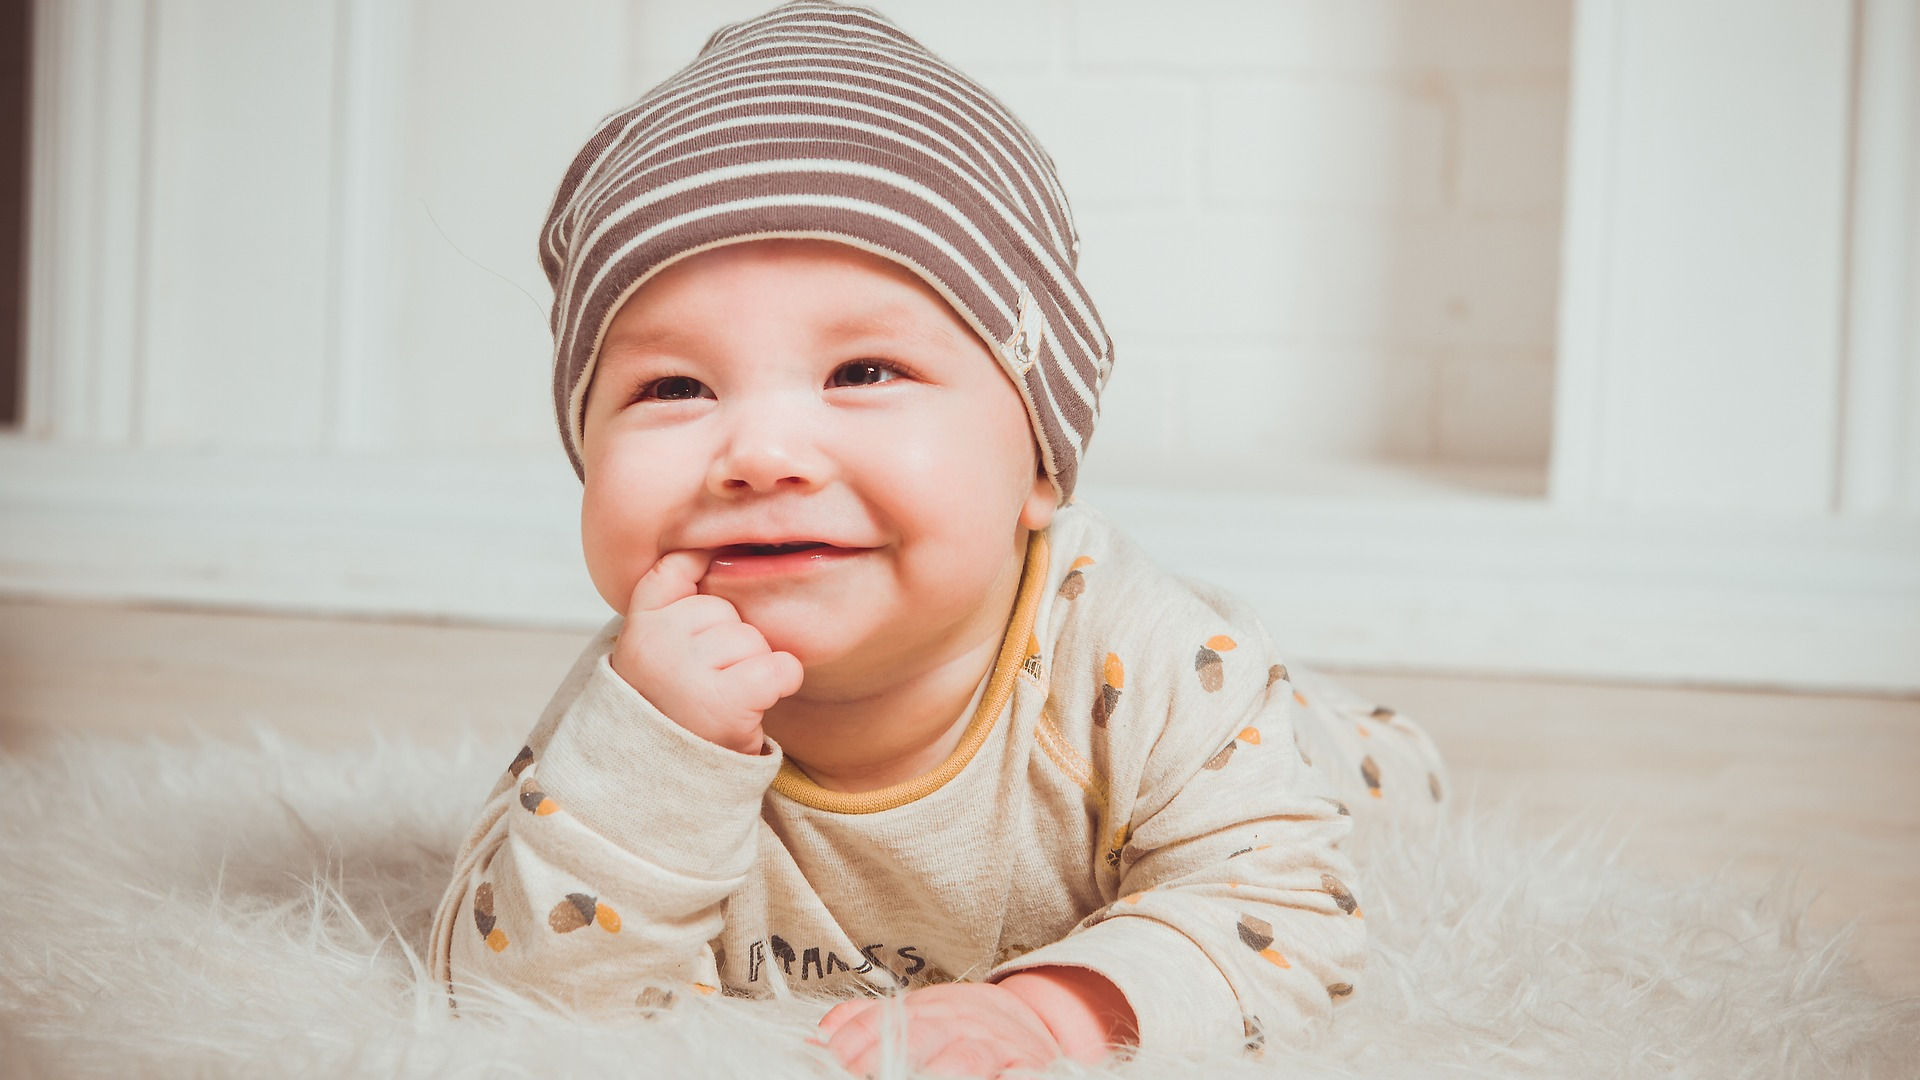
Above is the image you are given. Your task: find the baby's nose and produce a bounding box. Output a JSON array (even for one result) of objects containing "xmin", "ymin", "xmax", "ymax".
[{"xmin": 707, "ymin": 402, "xmax": 831, "ymax": 494}]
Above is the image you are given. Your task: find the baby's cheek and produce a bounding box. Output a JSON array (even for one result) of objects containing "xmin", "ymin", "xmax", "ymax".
[
  {"xmin": 580, "ymin": 532, "xmax": 644, "ymax": 613},
  {"xmin": 580, "ymin": 496, "xmax": 662, "ymax": 613},
  {"xmin": 870, "ymin": 426, "xmax": 950, "ymax": 488}
]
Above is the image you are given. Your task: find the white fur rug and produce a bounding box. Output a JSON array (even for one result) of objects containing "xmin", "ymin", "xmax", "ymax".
[{"xmin": 1, "ymin": 728, "xmax": 1914, "ymax": 1079}]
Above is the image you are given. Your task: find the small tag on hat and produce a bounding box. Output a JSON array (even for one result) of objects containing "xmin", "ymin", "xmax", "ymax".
[{"xmin": 1000, "ymin": 285, "xmax": 1043, "ymax": 376}]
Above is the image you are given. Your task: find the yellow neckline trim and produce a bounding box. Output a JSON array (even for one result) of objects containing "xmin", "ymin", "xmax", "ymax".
[{"xmin": 769, "ymin": 527, "xmax": 1051, "ymax": 815}]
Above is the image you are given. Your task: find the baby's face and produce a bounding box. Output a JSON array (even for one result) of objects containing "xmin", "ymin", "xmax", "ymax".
[{"xmin": 578, "ymin": 238, "xmax": 1055, "ymax": 681}]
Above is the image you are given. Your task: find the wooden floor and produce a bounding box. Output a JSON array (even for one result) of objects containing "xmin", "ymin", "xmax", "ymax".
[{"xmin": 3, "ymin": 596, "xmax": 1915, "ymax": 1000}]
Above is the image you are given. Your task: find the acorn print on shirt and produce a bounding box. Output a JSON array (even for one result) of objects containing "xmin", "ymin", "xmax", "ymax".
[
  {"xmin": 1322, "ymin": 873, "xmax": 1360, "ymax": 916},
  {"xmin": 549, "ymin": 892, "xmax": 622, "ymax": 935},
  {"xmin": 1195, "ymin": 635, "xmax": 1237, "ymax": 692},
  {"xmin": 1236, "ymin": 914, "xmax": 1290, "ymax": 968},
  {"xmin": 1357, "ymin": 704, "xmax": 1398, "ymax": 737},
  {"xmin": 1360, "ymin": 755, "xmax": 1382, "ymax": 798},
  {"xmin": 1266, "ymin": 663, "xmax": 1289, "ymax": 688},
  {"xmin": 473, "ymin": 882, "xmax": 508, "ymax": 952},
  {"xmin": 508, "ymin": 745, "xmax": 534, "ymax": 779},
  {"xmin": 519, "ymin": 775, "xmax": 556, "ymax": 816},
  {"xmin": 1203, "ymin": 726, "xmax": 1262, "ymax": 770},
  {"xmin": 1092, "ymin": 653, "xmax": 1124, "ymax": 727},
  {"xmin": 1059, "ymin": 555, "xmax": 1095, "ymax": 599}
]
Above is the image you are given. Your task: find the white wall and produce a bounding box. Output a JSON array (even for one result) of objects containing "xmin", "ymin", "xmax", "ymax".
[{"xmin": 5, "ymin": 0, "xmax": 1917, "ymax": 692}]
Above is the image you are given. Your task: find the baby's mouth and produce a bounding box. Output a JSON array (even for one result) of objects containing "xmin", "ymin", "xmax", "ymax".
[
  {"xmin": 704, "ymin": 541, "xmax": 864, "ymax": 580},
  {"xmin": 713, "ymin": 541, "xmax": 833, "ymax": 557}
]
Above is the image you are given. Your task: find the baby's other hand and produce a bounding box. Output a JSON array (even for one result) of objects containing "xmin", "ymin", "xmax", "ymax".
[
  {"xmin": 610, "ymin": 549, "xmax": 805, "ymax": 755},
  {"xmin": 814, "ymin": 983, "xmax": 1062, "ymax": 1079}
]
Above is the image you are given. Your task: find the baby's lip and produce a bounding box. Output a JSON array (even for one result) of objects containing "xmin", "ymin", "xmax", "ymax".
[
  {"xmin": 701, "ymin": 540, "xmax": 868, "ymax": 583},
  {"xmin": 706, "ymin": 538, "xmax": 833, "ymax": 553},
  {"xmin": 705, "ymin": 540, "xmax": 866, "ymax": 555}
]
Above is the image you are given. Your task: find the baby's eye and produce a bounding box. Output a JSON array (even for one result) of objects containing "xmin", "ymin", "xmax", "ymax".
[
  {"xmin": 828, "ymin": 360, "xmax": 904, "ymax": 388},
  {"xmin": 634, "ymin": 375, "xmax": 712, "ymax": 403}
]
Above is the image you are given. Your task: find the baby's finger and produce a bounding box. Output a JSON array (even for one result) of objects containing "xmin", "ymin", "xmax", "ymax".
[
  {"xmin": 650, "ymin": 593, "xmax": 744, "ymax": 639},
  {"xmin": 839, "ymin": 1042, "xmax": 879, "ymax": 1079},
  {"xmin": 721, "ymin": 650, "xmax": 806, "ymax": 712},
  {"xmin": 835, "ymin": 1024, "xmax": 906, "ymax": 1080},
  {"xmin": 823, "ymin": 1015, "xmax": 879, "ymax": 1076},
  {"xmin": 923, "ymin": 1037, "xmax": 1018, "ymax": 1079},
  {"xmin": 690, "ymin": 620, "xmax": 772, "ymax": 670},
  {"xmin": 816, "ymin": 998, "xmax": 876, "ymax": 1039},
  {"xmin": 625, "ymin": 550, "xmax": 713, "ymax": 615}
]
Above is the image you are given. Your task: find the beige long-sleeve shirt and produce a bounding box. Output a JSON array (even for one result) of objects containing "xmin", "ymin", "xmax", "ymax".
[{"xmin": 429, "ymin": 501, "xmax": 1448, "ymax": 1055}]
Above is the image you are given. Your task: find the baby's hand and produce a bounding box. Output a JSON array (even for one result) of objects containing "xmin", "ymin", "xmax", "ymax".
[
  {"xmin": 814, "ymin": 983, "xmax": 1063, "ymax": 1079},
  {"xmin": 610, "ymin": 550, "xmax": 805, "ymax": 755}
]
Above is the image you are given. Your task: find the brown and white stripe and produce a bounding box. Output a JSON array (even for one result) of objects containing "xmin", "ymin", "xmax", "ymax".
[{"xmin": 540, "ymin": 0, "xmax": 1113, "ymax": 501}]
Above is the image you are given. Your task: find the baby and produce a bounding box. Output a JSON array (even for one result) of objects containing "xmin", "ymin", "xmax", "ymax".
[{"xmin": 429, "ymin": 1, "xmax": 1449, "ymax": 1074}]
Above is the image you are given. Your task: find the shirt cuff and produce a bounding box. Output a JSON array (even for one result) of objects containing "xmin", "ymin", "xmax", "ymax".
[
  {"xmin": 531, "ymin": 653, "xmax": 782, "ymax": 875},
  {"xmin": 990, "ymin": 914, "xmax": 1242, "ymax": 1055}
]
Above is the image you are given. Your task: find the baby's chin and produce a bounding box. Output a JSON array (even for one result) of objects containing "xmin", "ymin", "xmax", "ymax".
[{"xmin": 718, "ymin": 592, "xmax": 871, "ymax": 667}]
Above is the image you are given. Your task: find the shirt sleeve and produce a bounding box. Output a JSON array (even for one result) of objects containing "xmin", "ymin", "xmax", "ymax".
[
  {"xmin": 427, "ymin": 625, "xmax": 782, "ymax": 1018},
  {"xmin": 989, "ymin": 596, "xmax": 1366, "ymax": 1057}
]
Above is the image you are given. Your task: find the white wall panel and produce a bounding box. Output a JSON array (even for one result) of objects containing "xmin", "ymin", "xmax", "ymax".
[
  {"xmin": 1906, "ymin": 1, "xmax": 1920, "ymax": 518},
  {"xmin": 141, "ymin": 0, "xmax": 338, "ymax": 449},
  {"xmin": 23, "ymin": 0, "xmax": 152, "ymax": 444},
  {"xmin": 325, "ymin": 0, "xmax": 410, "ymax": 451},
  {"xmin": 1554, "ymin": 0, "xmax": 1854, "ymax": 514},
  {"xmin": 1840, "ymin": 0, "xmax": 1920, "ymax": 519},
  {"xmin": 1909, "ymin": 118, "xmax": 1920, "ymax": 517}
]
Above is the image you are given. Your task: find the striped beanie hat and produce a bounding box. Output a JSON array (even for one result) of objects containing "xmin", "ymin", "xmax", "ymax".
[{"xmin": 541, "ymin": 0, "xmax": 1113, "ymax": 502}]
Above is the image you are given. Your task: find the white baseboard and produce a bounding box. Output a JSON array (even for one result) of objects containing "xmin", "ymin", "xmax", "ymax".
[
  {"xmin": 3, "ymin": 439, "xmax": 1916, "ymax": 694},
  {"xmin": 0, "ymin": 439, "xmax": 605, "ymax": 627}
]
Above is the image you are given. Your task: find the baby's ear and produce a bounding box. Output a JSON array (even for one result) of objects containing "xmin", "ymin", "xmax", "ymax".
[{"xmin": 1020, "ymin": 469, "xmax": 1058, "ymax": 531}]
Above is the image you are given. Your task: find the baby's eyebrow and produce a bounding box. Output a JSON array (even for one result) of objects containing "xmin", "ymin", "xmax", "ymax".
[
  {"xmin": 602, "ymin": 310, "xmax": 964, "ymax": 368},
  {"xmin": 817, "ymin": 309, "xmax": 965, "ymax": 353},
  {"xmin": 599, "ymin": 327, "xmax": 705, "ymax": 367}
]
